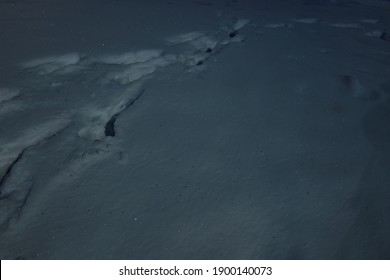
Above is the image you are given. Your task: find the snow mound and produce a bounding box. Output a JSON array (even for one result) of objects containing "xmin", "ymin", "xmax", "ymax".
[
  {"xmin": 293, "ymin": 18, "xmax": 319, "ymax": 24},
  {"xmin": 105, "ymin": 57, "xmax": 174, "ymax": 85},
  {"xmin": 78, "ymin": 85, "xmax": 144, "ymax": 141},
  {"xmin": 233, "ymin": 18, "xmax": 250, "ymax": 30},
  {"xmin": 328, "ymin": 23, "xmax": 361, "ymax": 29},
  {"xmin": 21, "ymin": 53, "xmax": 81, "ymax": 74},
  {"xmin": 266, "ymin": 23, "xmax": 292, "ymax": 28},
  {"xmin": 0, "ymin": 88, "xmax": 20, "ymax": 104},
  {"xmin": 93, "ymin": 49, "xmax": 164, "ymax": 65},
  {"xmin": 360, "ymin": 19, "xmax": 380, "ymax": 24},
  {"xmin": 190, "ymin": 35, "xmax": 218, "ymax": 51},
  {"xmin": 0, "ymin": 118, "xmax": 70, "ymax": 183},
  {"xmin": 166, "ymin": 32, "xmax": 205, "ymax": 45},
  {"xmin": 0, "ymin": 102, "xmax": 26, "ymax": 116}
]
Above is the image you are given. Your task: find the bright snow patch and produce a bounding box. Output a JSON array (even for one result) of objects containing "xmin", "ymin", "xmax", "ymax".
[
  {"xmin": 93, "ymin": 49, "xmax": 164, "ymax": 65},
  {"xmin": 0, "ymin": 88, "xmax": 20, "ymax": 104},
  {"xmin": 166, "ymin": 32, "xmax": 205, "ymax": 44},
  {"xmin": 21, "ymin": 53, "xmax": 81, "ymax": 74}
]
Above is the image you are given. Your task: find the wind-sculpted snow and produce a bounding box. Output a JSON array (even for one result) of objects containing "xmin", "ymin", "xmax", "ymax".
[
  {"xmin": 21, "ymin": 53, "xmax": 81, "ymax": 75},
  {"xmin": 103, "ymin": 56, "xmax": 175, "ymax": 85},
  {"xmin": 0, "ymin": 0, "xmax": 389, "ymax": 260},
  {"xmin": 0, "ymin": 118, "xmax": 71, "ymax": 228},
  {"xmin": 0, "ymin": 18, "xmax": 250, "ymax": 229},
  {"xmin": 78, "ymin": 84, "xmax": 145, "ymax": 141},
  {"xmin": 0, "ymin": 88, "xmax": 20, "ymax": 104},
  {"xmin": 93, "ymin": 49, "xmax": 164, "ymax": 65},
  {"xmin": 0, "ymin": 118, "xmax": 71, "ymax": 184}
]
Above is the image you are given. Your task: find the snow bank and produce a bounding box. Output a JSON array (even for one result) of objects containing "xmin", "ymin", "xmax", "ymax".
[
  {"xmin": 93, "ymin": 49, "xmax": 164, "ymax": 65},
  {"xmin": 166, "ymin": 32, "xmax": 205, "ymax": 45},
  {"xmin": 21, "ymin": 53, "xmax": 81, "ymax": 74},
  {"xmin": 0, "ymin": 88, "xmax": 20, "ymax": 104},
  {"xmin": 293, "ymin": 18, "xmax": 319, "ymax": 24},
  {"xmin": 0, "ymin": 118, "xmax": 70, "ymax": 185},
  {"xmin": 233, "ymin": 18, "xmax": 250, "ymax": 30},
  {"xmin": 105, "ymin": 56, "xmax": 174, "ymax": 85},
  {"xmin": 78, "ymin": 85, "xmax": 144, "ymax": 141}
]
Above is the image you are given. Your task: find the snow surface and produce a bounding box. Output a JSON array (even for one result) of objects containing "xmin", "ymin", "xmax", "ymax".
[{"xmin": 0, "ymin": 0, "xmax": 389, "ymax": 259}]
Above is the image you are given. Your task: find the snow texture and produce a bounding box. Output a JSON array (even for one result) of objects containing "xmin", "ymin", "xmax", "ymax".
[{"xmin": 0, "ymin": 0, "xmax": 389, "ymax": 260}]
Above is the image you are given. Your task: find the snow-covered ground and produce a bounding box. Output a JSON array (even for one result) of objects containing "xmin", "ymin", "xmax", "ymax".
[{"xmin": 0, "ymin": 0, "xmax": 389, "ymax": 259}]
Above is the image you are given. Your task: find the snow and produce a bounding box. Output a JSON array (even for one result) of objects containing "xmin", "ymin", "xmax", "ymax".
[
  {"xmin": 93, "ymin": 49, "xmax": 164, "ymax": 65},
  {"xmin": 328, "ymin": 22, "xmax": 362, "ymax": 28},
  {"xmin": 232, "ymin": 18, "xmax": 251, "ymax": 30},
  {"xmin": 104, "ymin": 56, "xmax": 174, "ymax": 85},
  {"xmin": 21, "ymin": 53, "xmax": 81, "ymax": 75},
  {"xmin": 0, "ymin": 0, "xmax": 389, "ymax": 260},
  {"xmin": 0, "ymin": 88, "xmax": 20, "ymax": 104},
  {"xmin": 166, "ymin": 32, "xmax": 206, "ymax": 44},
  {"xmin": 78, "ymin": 84, "xmax": 144, "ymax": 141},
  {"xmin": 293, "ymin": 18, "xmax": 320, "ymax": 24}
]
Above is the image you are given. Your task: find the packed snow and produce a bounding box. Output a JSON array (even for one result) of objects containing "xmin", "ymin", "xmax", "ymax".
[{"xmin": 0, "ymin": 0, "xmax": 389, "ymax": 260}]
